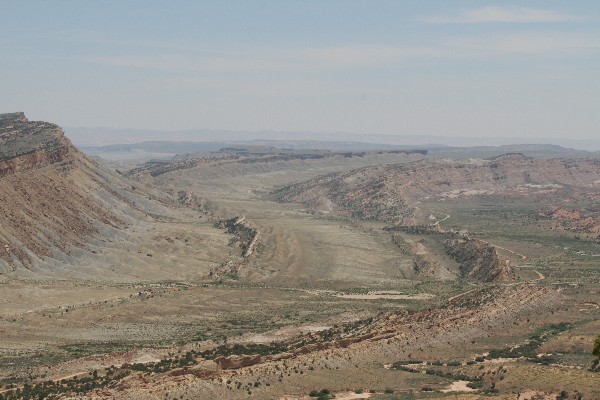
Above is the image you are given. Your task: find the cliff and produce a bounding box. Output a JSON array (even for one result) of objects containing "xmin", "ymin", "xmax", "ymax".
[
  {"xmin": 444, "ymin": 236, "xmax": 513, "ymax": 282},
  {"xmin": 0, "ymin": 112, "xmax": 159, "ymax": 272},
  {"xmin": 0, "ymin": 112, "xmax": 74, "ymax": 178}
]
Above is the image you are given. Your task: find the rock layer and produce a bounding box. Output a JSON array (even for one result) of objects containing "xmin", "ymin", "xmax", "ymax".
[
  {"xmin": 0, "ymin": 112, "xmax": 73, "ymax": 178},
  {"xmin": 0, "ymin": 113, "xmax": 161, "ymax": 272}
]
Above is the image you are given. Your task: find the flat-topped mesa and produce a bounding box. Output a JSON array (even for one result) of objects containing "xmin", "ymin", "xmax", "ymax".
[{"xmin": 0, "ymin": 112, "xmax": 74, "ymax": 178}]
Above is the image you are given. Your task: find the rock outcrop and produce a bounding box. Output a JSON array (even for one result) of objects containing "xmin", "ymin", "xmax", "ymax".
[
  {"xmin": 126, "ymin": 155, "xmax": 239, "ymax": 178},
  {"xmin": 0, "ymin": 112, "xmax": 73, "ymax": 178},
  {"xmin": 444, "ymin": 236, "xmax": 513, "ymax": 282},
  {"xmin": 215, "ymin": 216, "xmax": 259, "ymax": 258},
  {"xmin": 537, "ymin": 206, "xmax": 600, "ymax": 237},
  {"xmin": 197, "ymin": 284, "xmax": 557, "ymax": 376}
]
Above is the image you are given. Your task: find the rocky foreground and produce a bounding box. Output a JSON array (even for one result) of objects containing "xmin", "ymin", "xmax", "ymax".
[{"xmin": 66, "ymin": 284, "xmax": 563, "ymax": 399}]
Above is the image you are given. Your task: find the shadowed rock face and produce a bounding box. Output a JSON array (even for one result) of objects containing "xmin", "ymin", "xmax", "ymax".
[{"xmin": 444, "ymin": 236, "xmax": 513, "ymax": 282}]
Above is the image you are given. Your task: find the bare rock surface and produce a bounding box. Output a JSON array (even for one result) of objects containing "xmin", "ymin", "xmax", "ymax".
[{"xmin": 444, "ymin": 235, "xmax": 514, "ymax": 282}]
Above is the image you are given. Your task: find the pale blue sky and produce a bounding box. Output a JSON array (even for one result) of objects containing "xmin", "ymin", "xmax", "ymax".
[{"xmin": 1, "ymin": 1, "xmax": 599, "ymax": 140}]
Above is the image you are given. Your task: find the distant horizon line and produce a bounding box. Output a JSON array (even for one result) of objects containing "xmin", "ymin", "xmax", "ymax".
[{"xmin": 64, "ymin": 125, "xmax": 600, "ymax": 151}]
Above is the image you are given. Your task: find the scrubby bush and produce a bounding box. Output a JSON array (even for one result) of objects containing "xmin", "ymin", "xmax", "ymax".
[{"xmin": 593, "ymin": 334, "xmax": 600, "ymax": 359}]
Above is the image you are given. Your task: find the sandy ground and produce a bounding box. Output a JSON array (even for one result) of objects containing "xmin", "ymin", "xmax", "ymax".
[
  {"xmin": 280, "ymin": 392, "xmax": 370, "ymax": 400},
  {"xmin": 441, "ymin": 380, "xmax": 477, "ymax": 393},
  {"xmin": 334, "ymin": 291, "xmax": 435, "ymax": 300}
]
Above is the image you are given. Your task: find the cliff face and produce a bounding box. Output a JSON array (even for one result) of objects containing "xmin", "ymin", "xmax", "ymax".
[
  {"xmin": 444, "ymin": 236, "xmax": 513, "ymax": 282},
  {"xmin": 0, "ymin": 112, "xmax": 74, "ymax": 178},
  {"xmin": 0, "ymin": 113, "xmax": 141, "ymax": 272}
]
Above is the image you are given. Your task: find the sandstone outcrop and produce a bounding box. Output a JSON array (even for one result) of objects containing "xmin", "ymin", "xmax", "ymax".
[
  {"xmin": 0, "ymin": 112, "xmax": 73, "ymax": 178},
  {"xmin": 537, "ymin": 206, "xmax": 600, "ymax": 237},
  {"xmin": 444, "ymin": 236, "xmax": 513, "ymax": 282}
]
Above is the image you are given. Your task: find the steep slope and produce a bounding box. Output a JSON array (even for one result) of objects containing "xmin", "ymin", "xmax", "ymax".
[
  {"xmin": 272, "ymin": 154, "xmax": 600, "ymax": 223},
  {"xmin": 0, "ymin": 112, "xmax": 169, "ymax": 273},
  {"xmin": 444, "ymin": 235, "xmax": 513, "ymax": 282}
]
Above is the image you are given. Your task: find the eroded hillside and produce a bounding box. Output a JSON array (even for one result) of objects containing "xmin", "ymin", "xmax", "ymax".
[
  {"xmin": 271, "ymin": 154, "xmax": 600, "ymax": 224},
  {"xmin": 0, "ymin": 113, "xmax": 199, "ymax": 275}
]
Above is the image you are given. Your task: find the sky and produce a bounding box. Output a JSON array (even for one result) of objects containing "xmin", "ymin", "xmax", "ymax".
[{"xmin": 1, "ymin": 1, "xmax": 599, "ymax": 141}]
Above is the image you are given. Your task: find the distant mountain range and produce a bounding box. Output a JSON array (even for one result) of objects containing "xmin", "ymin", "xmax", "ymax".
[{"xmin": 66, "ymin": 126, "xmax": 600, "ymax": 151}]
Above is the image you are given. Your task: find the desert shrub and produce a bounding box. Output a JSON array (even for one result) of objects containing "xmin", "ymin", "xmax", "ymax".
[{"xmin": 593, "ymin": 334, "xmax": 600, "ymax": 359}]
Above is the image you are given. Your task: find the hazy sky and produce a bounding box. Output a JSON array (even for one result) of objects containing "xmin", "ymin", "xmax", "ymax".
[{"xmin": 1, "ymin": 1, "xmax": 599, "ymax": 140}]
